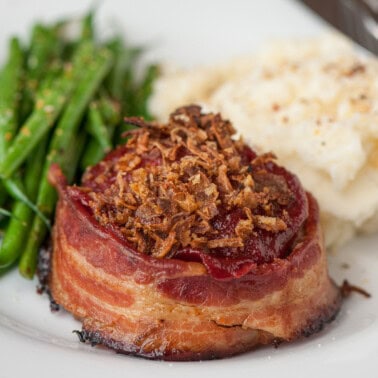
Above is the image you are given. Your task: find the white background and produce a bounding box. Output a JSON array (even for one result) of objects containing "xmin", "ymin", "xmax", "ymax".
[{"xmin": 0, "ymin": 1, "xmax": 377, "ymax": 377}]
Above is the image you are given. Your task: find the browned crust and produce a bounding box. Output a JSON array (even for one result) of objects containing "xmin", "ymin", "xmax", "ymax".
[
  {"xmin": 70, "ymin": 299, "xmax": 341, "ymax": 361},
  {"xmin": 49, "ymin": 180, "xmax": 341, "ymax": 360},
  {"xmin": 77, "ymin": 319, "xmax": 274, "ymax": 361}
]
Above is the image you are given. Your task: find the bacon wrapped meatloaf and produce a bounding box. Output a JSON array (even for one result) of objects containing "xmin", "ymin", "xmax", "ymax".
[{"xmin": 48, "ymin": 105, "xmax": 341, "ymax": 360}]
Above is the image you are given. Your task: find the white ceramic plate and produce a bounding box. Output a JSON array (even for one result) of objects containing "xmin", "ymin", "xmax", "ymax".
[{"xmin": 1, "ymin": 1, "xmax": 377, "ymax": 377}]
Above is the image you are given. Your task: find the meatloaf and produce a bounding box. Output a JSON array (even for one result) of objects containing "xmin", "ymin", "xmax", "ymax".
[{"xmin": 48, "ymin": 105, "xmax": 341, "ymax": 360}]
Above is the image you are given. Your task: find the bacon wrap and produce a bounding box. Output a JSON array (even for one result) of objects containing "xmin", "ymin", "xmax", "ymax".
[{"xmin": 48, "ymin": 107, "xmax": 341, "ymax": 360}]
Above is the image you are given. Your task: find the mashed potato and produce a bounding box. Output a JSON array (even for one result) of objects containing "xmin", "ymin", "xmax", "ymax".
[{"xmin": 149, "ymin": 35, "xmax": 378, "ymax": 249}]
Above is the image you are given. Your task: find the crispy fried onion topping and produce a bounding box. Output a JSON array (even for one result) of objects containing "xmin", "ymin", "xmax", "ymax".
[{"xmin": 83, "ymin": 105, "xmax": 292, "ymax": 258}]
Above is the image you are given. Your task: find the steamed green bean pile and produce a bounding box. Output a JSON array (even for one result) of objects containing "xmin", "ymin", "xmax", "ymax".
[{"xmin": 0, "ymin": 12, "xmax": 159, "ymax": 278}]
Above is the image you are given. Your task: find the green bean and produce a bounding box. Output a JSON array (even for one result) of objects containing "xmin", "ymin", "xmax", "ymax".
[
  {"xmin": 0, "ymin": 65, "xmax": 75, "ymax": 179},
  {"xmin": 16, "ymin": 130, "xmax": 86, "ymax": 274},
  {"xmin": 79, "ymin": 137, "xmax": 102, "ymax": 169},
  {"xmin": 0, "ymin": 203, "xmax": 33, "ymax": 268},
  {"xmin": 98, "ymin": 94, "xmax": 120, "ymax": 124},
  {"xmin": 0, "ymin": 37, "xmax": 24, "ymax": 157},
  {"xmin": 112, "ymin": 63, "xmax": 158, "ymax": 144},
  {"xmin": 18, "ymin": 216, "xmax": 44, "ymax": 278},
  {"xmin": 25, "ymin": 140, "xmax": 49, "ymax": 196},
  {"xmin": 65, "ymin": 130, "xmax": 87, "ymax": 183},
  {"xmin": 106, "ymin": 38, "xmax": 141, "ymax": 101},
  {"xmin": 19, "ymin": 45, "xmax": 113, "ymax": 279},
  {"xmin": 2, "ymin": 178, "xmax": 50, "ymax": 228},
  {"xmin": 86, "ymin": 101, "xmax": 112, "ymax": 152},
  {"xmin": 106, "ymin": 38, "xmax": 123, "ymax": 99},
  {"xmin": 20, "ymin": 24, "xmax": 63, "ymax": 121},
  {"xmin": 43, "ymin": 46, "xmax": 112, "ymax": 173},
  {"xmin": 81, "ymin": 10, "xmax": 95, "ymax": 41},
  {"xmin": 0, "ymin": 37, "xmax": 24, "ymax": 208},
  {"xmin": 0, "ymin": 139, "xmax": 47, "ymax": 268},
  {"xmin": 27, "ymin": 24, "xmax": 62, "ymax": 79},
  {"xmin": 111, "ymin": 51, "xmax": 144, "ymax": 143},
  {"xmin": 80, "ymin": 95, "xmax": 120, "ymax": 169}
]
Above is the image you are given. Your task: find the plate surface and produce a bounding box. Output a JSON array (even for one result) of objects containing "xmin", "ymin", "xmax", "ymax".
[{"xmin": 1, "ymin": 1, "xmax": 377, "ymax": 377}]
